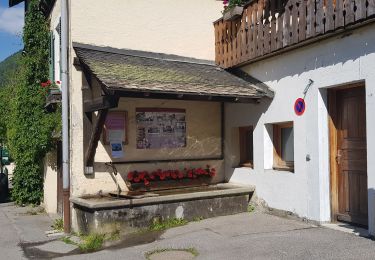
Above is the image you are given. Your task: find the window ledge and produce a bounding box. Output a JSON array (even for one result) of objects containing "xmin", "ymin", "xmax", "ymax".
[{"xmin": 272, "ymin": 166, "xmax": 294, "ymax": 173}]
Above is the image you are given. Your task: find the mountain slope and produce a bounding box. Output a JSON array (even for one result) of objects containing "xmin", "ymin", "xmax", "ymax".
[{"xmin": 0, "ymin": 51, "xmax": 22, "ymax": 88}]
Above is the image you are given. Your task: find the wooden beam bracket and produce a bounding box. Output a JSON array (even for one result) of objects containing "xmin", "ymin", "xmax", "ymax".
[
  {"xmin": 84, "ymin": 95, "xmax": 119, "ymax": 113},
  {"xmin": 84, "ymin": 109, "xmax": 109, "ymax": 173}
]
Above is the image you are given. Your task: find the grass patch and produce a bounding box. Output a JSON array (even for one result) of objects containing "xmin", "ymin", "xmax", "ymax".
[
  {"xmin": 247, "ymin": 204, "xmax": 255, "ymax": 213},
  {"xmin": 78, "ymin": 233, "xmax": 106, "ymax": 253},
  {"xmin": 52, "ymin": 218, "xmax": 64, "ymax": 231},
  {"xmin": 192, "ymin": 216, "xmax": 204, "ymax": 222},
  {"xmin": 149, "ymin": 218, "xmax": 188, "ymax": 231},
  {"xmin": 107, "ymin": 229, "xmax": 121, "ymax": 241},
  {"xmin": 61, "ymin": 230, "xmax": 122, "ymax": 253},
  {"xmin": 145, "ymin": 247, "xmax": 199, "ymax": 260},
  {"xmin": 61, "ymin": 236, "xmax": 76, "ymax": 245}
]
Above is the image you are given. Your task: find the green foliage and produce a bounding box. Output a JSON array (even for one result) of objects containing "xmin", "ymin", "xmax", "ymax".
[
  {"xmin": 0, "ymin": 53, "xmax": 22, "ymax": 142},
  {"xmin": 52, "ymin": 218, "xmax": 64, "ymax": 231},
  {"xmin": 247, "ymin": 204, "xmax": 255, "ymax": 213},
  {"xmin": 0, "ymin": 51, "xmax": 22, "ymax": 88},
  {"xmin": 149, "ymin": 218, "xmax": 189, "ymax": 231},
  {"xmin": 227, "ymin": 0, "xmax": 245, "ymax": 8},
  {"xmin": 78, "ymin": 233, "xmax": 106, "ymax": 252},
  {"xmin": 6, "ymin": 0, "xmax": 61, "ymax": 205}
]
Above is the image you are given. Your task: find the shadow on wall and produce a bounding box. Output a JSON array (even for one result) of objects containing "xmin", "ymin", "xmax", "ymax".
[
  {"xmin": 224, "ymin": 98, "xmax": 273, "ymax": 182},
  {"xmin": 241, "ymin": 25, "xmax": 375, "ymax": 83}
]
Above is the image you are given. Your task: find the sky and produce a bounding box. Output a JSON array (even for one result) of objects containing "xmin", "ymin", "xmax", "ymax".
[{"xmin": 0, "ymin": 0, "xmax": 24, "ymax": 62}]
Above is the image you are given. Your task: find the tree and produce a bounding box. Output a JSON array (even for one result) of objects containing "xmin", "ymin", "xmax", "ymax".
[{"xmin": 8, "ymin": 0, "xmax": 60, "ymax": 204}]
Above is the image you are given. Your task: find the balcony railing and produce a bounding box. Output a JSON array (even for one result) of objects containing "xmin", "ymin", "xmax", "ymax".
[{"xmin": 214, "ymin": 0, "xmax": 375, "ymax": 68}]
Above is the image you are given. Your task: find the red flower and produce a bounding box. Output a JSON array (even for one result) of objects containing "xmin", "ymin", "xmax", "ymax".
[
  {"xmin": 144, "ymin": 179, "xmax": 150, "ymax": 186},
  {"xmin": 134, "ymin": 177, "xmax": 140, "ymax": 183},
  {"xmin": 127, "ymin": 172, "xmax": 134, "ymax": 181},
  {"xmin": 56, "ymin": 80, "xmax": 61, "ymax": 84},
  {"xmin": 178, "ymin": 171, "xmax": 184, "ymax": 179}
]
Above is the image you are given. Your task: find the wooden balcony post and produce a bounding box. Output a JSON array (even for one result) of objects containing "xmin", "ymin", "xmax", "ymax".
[
  {"xmin": 335, "ymin": 0, "xmax": 345, "ymax": 29},
  {"xmin": 315, "ymin": 0, "xmax": 324, "ymax": 35},
  {"xmin": 355, "ymin": 0, "xmax": 367, "ymax": 21},
  {"xmin": 306, "ymin": 0, "xmax": 316, "ymax": 38},
  {"xmin": 325, "ymin": 0, "xmax": 335, "ymax": 32},
  {"xmin": 369, "ymin": 0, "xmax": 375, "ymax": 17}
]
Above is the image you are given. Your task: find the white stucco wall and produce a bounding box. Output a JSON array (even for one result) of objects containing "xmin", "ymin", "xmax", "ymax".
[
  {"xmin": 226, "ymin": 23, "xmax": 375, "ymax": 234},
  {"xmin": 43, "ymin": 152, "xmax": 58, "ymax": 214},
  {"xmin": 70, "ymin": 0, "xmax": 222, "ymax": 60}
]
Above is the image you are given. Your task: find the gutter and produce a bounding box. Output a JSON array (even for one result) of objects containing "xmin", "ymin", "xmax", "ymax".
[{"xmin": 61, "ymin": 0, "xmax": 70, "ymax": 233}]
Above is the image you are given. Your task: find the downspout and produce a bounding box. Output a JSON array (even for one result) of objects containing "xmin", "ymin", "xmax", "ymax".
[{"xmin": 61, "ymin": 0, "xmax": 70, "ymax": 233}]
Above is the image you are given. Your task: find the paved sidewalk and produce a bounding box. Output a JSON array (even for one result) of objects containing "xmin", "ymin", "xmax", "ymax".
[
  {"xmin": 56, "ymin": 212, "xmax": 375, "ymax": 260},
  {"xmin": 1, "ymin": 202, "xmax": 375, "ymax": 260}
]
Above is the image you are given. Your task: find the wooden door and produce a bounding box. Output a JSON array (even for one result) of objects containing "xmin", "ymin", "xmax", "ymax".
[{"xmin": 333, "ymin": 86, "xmax": 368, "ymax": 226}]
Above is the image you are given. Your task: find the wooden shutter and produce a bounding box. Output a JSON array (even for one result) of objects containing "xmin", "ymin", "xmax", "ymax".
[{"xmin": 49, "ymin": 31, "xmax": 55, "ymax": 81}]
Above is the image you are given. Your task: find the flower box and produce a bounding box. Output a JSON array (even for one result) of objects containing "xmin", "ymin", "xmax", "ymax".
[
  {"xmin": 126, "ymin": 177, "xmax": 211, "ymax": 192},
  {"xmin": 223, "ymin": 5, "xmax": 243, "ymax": 21},
  {"xmin": 126, "ymin": 167, "xmax": 216, "ymax": 192}
]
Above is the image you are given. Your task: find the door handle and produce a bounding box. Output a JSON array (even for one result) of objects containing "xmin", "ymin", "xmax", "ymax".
[{"xmin": 336, "ymin": 150, "xmax": 342, "ymax": 165}]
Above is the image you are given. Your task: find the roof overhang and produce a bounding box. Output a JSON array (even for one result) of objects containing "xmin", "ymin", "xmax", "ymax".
[
  {"xmin": 9, "ymin": 0, "xmax": 56, "ymax": 16},
  {"xmin": 9, "ymin": 0, "xmax": 23, "ymax": 7},
  {"xmin": 73, "ymin": 43, "xmax": 274, "ymax": 103}
]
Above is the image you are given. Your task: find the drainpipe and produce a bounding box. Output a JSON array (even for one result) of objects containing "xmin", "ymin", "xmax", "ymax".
[{"xmin": 61, "ymin": 0, "xmax": 70, "ymax": 233}]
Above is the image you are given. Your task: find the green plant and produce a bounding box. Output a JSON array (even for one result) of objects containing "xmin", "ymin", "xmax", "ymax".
[
  {"xmin": 8, "ymin": 0, "xmax": 61, "ymax": 205},
  {"xmin": 247, "ymin": 204, "xmax": 255, "ymax": 213},
  {"xmin": 61, "ymin": 236, "xmax": 76, "ymax": 245},
  {"xmin": 78, "ymin": 233, "xmax": 106, "ymax": 252},
  {"xmin": 149, "ymin": 218, "xmax": 188, "ymax": 231},
  {"xmin": 145, "ymin": 248, "xmax": 199, "ymax": 260},
  {"xmin": 52, "ymin": 218, "xmax": 64, "ymax": 231},
  {"xmin": 193, "ymin": 216, "xmax": 204, "ymax": 222},
  {"xmin": 222, "ymin": 0, "xmax": 245, "ymax": 11}
]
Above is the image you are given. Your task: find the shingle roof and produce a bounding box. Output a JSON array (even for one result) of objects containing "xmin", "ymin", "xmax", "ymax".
[{"xmin": 73, "ymin": 43, "xmax": 273, "ymax": 101}]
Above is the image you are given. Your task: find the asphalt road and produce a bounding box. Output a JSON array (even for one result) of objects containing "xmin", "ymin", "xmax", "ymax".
[{"xmin": 1, "ymin": 202, "xmax": 375, "ymax": 260}]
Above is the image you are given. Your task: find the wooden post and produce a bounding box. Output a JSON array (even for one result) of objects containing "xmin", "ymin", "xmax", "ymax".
[
  {"xmin": 355, "ymin": 0, "xmax": 367, "ymax": 21},
  {"xmin": 276, "ymin": 10, "xmax": 283, "ymax": 49},
  {"xmin": 252, "ymin": 3, "xmax": 259, "ymax": 58},
  {"xmin": 344, "ymin": 0, "xmax": 355, "ymax": 25},
  {"xmin": 257, "ymin": 0, "xmax": 264, "ymax": 56},
  {"xmin": 299, "ymin": 0, "xmax": 307, "ymax": 42},
  {"xmin": 270, "ymin": 0, "xmax": 277, "ymax": 51},
  {"xmin": 283, "ymin": 2, "xmax": 291, "ymax": 47},
  {"xmin": 306, "ymin": 0, "xmax": 316, "ymax": 38},
  {"xmin": 335, "ymin": 0, "xmax": 344, "ymax": 29},
  {"xmin": 291, "ymin": 0, "xmax": 299, "ymax": 44},
  {"xmin": 369, "ymin": 0, "xmax": 375, "ymax": 17},
  {"xmin": 315, "ymin": 0, "xmax": 324, "ymax": 35},
  {"xmin": 325, "ymin": 0, "xmax": 335, "ymax": 32},
  {"xmin": 85, "ymin": 109, "xmax": 109, "ymax": 168}
]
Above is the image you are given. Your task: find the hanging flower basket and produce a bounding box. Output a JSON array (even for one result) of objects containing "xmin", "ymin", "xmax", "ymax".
[{"xmin": 223, "ymin": 5, "xmax": 244, "ymax": 21}]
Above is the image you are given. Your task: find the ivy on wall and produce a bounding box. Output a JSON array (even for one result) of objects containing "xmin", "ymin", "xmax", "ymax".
[{"xmin": 7, "ymin": 0, "xmax": 61, "ymax": 204}]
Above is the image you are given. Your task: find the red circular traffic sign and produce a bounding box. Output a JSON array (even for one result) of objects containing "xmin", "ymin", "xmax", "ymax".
[{"xmin": 294, "ymin": 98, "xmax": 306, "ymax": 116}]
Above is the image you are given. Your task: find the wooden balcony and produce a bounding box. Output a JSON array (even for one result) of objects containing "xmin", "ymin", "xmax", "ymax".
[{"xmin": 214, "ymin": 0, "xmax": 375, "ymax": 68}]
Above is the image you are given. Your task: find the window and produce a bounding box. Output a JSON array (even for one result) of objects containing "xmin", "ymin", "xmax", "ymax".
[
  {"xmin": 273, "ymin": 122, "xmax": 294, "ymax": 171},
  {"xmin": 239, "ymin": 126, "xmax": 253, "ymax": 168}
]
